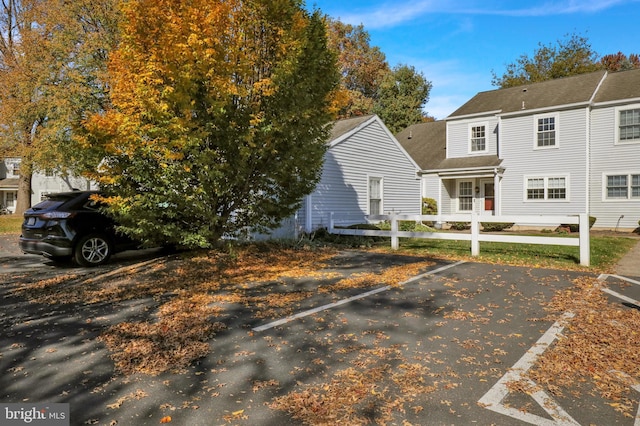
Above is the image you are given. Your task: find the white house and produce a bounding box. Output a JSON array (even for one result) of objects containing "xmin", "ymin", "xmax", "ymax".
[
  {"xmin": 303, "ymin": 114, "xmax": 422, "ymax": 231},
  {"xmin": 0, "ymin": 158, "xmax": 20, "ymax": 213},
  {"xmin": 397, "ymin": 69, "xmax": 640, "ymax": 230},
  {"xmin": 0, "ymin": 157, "xmax": 96, "ymax": 213},
  {"xmin": 266, "ymin": 115, "xmax": 422, "ymax": 238}
]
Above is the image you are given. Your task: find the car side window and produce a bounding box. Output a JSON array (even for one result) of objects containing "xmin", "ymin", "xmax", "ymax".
[{"xmin": 84, "ymin": 199, "xmax": 103, "ymax": 211}]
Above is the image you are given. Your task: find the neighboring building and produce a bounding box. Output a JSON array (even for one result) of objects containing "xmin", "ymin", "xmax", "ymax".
[
  {"xmin": 302, "ymin": 114, "xmax": 422, "ymax": 231},
  {"xmin": 265, "ymin": 115, "xmax": 422, "ymax": 239},
  {"xmin": 397, "ymin": 69, "xmax": 640, "ymax": 230},
  {"xmin": 0, "ymin": 158, "xmax": 20, "ymax": 213},
  {"xmin": 0, "ymin": 157, "xmax": 96, "ymax": 213}
]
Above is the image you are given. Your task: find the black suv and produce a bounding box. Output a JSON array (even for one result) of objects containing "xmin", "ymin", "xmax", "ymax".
[{"xmin": 19, "ymin": 190, "xmax": 139, "ymax": 266}]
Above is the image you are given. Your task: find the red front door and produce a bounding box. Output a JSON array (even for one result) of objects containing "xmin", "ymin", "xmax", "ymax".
[{"xmin": 484, "ymin": 183, "xmax": 495, "ymax": 212}]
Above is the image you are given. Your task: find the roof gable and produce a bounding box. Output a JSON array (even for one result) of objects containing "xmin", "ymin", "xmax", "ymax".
[{"xmin": 328, "ymin": 115, "xmax": 376, "ymax": 143}]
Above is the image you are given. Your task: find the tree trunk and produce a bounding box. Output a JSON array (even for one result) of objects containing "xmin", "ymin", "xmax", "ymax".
[{"xmin": 15, "ymin": 161, "xmax": 32, "ymax": 215}]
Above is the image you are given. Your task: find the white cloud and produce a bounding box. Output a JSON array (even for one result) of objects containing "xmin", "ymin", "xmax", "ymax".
[{"xmin": 331, "ymin": 0, "xmax": 638, "ymax": 28}]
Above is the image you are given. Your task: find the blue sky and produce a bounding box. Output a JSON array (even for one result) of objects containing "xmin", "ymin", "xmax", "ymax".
[{"xmin": 307, "ymin": 0, "xmax": 640, "ymax": 119}]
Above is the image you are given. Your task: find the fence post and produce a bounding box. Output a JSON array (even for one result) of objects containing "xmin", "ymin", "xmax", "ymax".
[
  {"xmin": 391, "ymin": 213, "xmax": 399, "ymax": 250},
  {"xmin": 471, "ymin": 212, "xmax": 480, "ymax": 256},
  {"xmin": 329, "ymin": 212, "xmax": 334, "ymax": 233},
  {"xmin": 579, "ymin": 213, "xmax": 590, "ymax": 267}
]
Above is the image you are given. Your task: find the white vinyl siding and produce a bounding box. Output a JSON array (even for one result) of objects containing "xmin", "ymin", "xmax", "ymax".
[
  {"xmin": 446, "ymin": 118, "xmax": 498, "ymax": 158},
  {"xmin": 303, "ymin": 117, "xmax": 421, "ymax": 230},
  {"xmin": 499, "ymin": 109, "xmax": 587, "ymax": 216},
  {"xmin": 590, "ymin": 106, "xmax": 640, "ymax": 228}
]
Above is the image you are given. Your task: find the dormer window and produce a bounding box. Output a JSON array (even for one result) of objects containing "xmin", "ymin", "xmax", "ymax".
[{"xmin": 469, "ymin": 123, "xmax": 488, "ymax": 153}]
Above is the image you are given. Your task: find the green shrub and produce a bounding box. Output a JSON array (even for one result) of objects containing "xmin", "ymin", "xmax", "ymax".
[
  {"xmin": 449, "ymin": 222, "xmax": 469, "ymax": 231},
  {"xmin": 346, "ymin": 223, "xmax": 381, "ymax": 230},
  {"xmin": 481, "ymin": 222, "xmax": 514, "ymax": 232},
  {"xmin": 559, "ymin": 216, "xmax": 596, "ymax": 232},
  {"xmin": 421, "ymin": 198, "xmax": 437, "ymax": 215}
]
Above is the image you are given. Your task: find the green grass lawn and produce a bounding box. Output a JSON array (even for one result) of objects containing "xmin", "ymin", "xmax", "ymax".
[
  {"xmin": 392, "ymin": 234, "xmax": 637, "ymax": 271},
  {"xmin": 3, "ymin": 211, "xmax": 634, "ymax": 271},
  {"xmin": 0, "ymin": 215, "xmax": 22, "ymax": 234}
]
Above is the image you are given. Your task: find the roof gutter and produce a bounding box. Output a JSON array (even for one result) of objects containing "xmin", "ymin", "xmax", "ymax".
[
  {"xmin": 497, "ymin": 101, "xmax": 592, "ymax": 118},
  {"xmin": 592, "ymin": 97, "xmax": 640, "ymax": 108},
  {"xmin": 446, "ymin": 110, "xmax": 502, "ymax": 121},
  {"xmin": 418, "ymin": 165, "xmax": 505, "ymax": 177}
]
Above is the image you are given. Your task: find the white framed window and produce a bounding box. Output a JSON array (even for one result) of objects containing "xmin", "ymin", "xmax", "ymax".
[
  {"xmin": 533, "ymin": 113, "xmax": 558, "ymax": 149},
  {"xmin": 39, "ymin": 191, "xmax": 54, "ymax": 201},
  {"xmin": 469, "ymin": 123, "xmax": 488, "ymax": 153},
  {"xmin": 616, "ymin": 106, "xmax": 640, "ymax": 144},
  {"xmin": 6, "ymin": 192, "xmax": 15, "ymax": 208},
  {"xmin": 525, "ymin": 176, "xmax": 568, "ymax": 201},
  {"xmin": 368, "ymin": 177, "xmax": 382, "ymax": 215},
  {"xmin": 458, "ymin": 181, "xmax": 474, "ymax": 211},
  {"xmin": 604, "ymin": 173, "xmax": 640, "ymax": 199}
]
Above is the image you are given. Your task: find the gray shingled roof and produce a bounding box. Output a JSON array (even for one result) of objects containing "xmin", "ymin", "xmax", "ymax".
[
  {"xmin": 328, "ymin": 115, "xmax": 375, "ymax": 142},
  {"xmin": 449, "ymin": 70, "xmax": 607, "ymax": 117},
  {"xmin": 593, "ymin": 68, "xmax": 640, "ymax": 103},
  {"xmin": 0, "ymin": 178, "xmax": 19, "ymax": 189},
  {"xmin": 397, "ymin": 121, "xmax": 502, "ymax": 172},
  {"xmin": 396, "ymin": 121, "xmax": 446, "ymax": 170},
  {"xmin": 436, "ymin": 155, "xmax": 502, "ymax": 171}
]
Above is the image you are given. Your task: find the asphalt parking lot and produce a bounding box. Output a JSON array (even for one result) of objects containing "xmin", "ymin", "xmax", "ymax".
[{"xmin": 1, "ymin": 234, "xmax": 640, "ymax": 425}]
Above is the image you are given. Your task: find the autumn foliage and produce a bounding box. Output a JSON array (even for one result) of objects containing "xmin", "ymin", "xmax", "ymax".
[{"xmin": 84, "ymin": 0, "xmax": 339, "ymax": 248}]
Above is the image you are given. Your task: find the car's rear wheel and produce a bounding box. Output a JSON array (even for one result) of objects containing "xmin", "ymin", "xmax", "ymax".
[{"xmin": 74, "ymin": 233, "xmax": 113, "ymax": 266}]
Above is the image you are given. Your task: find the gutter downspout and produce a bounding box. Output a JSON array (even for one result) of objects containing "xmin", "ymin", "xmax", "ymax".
[{"xmin": 585, "ymin": 107, "xmax": 591, "ymax": 216}]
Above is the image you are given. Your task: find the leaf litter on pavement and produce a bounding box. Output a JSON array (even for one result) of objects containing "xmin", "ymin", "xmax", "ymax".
[
  {"xmin": 9, "ymin": 245, "xmax": 434, "ymax": 377},
  {"xmin": 7, "ymin": 243, "xmax": 640, "ymax": 423},
  {"xmin": 515, "ymin": 276, "xmax": 640, "ymax": 418}
]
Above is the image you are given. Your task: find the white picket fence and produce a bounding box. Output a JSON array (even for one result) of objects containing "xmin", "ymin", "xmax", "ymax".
[{"xmin": 328, "ymin": 213, "xmax": 591, "ymax": 266}]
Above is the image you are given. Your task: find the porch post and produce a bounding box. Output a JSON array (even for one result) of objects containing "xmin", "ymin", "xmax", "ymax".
[{"xmin": 493, "ymin": 170, "xmax": 500, "ymax": 215}]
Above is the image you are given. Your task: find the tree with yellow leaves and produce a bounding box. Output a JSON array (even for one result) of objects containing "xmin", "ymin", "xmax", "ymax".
[
  {"xmin": 0, "ymin": 0, "xmax": 120, "ymax": 213},
  {"xmin": 83, "ymin": 0, "xmax": 339, "ymax": 248}
]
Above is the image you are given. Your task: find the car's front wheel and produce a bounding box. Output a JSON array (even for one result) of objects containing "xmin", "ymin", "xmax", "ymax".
[{"xmin": 74, "ymin": 233, "xmax": 113, "ymax": 266}]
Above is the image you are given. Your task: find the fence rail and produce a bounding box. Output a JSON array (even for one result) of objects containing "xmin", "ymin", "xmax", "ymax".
[{"xmin": 328, "ymin": 213, "xmax": 590, "ymax": 266}]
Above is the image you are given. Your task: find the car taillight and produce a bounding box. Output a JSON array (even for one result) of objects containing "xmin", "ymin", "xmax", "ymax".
[{"xmin": 40, "ymin": 211, "xmax": 73, "ymax": 219}]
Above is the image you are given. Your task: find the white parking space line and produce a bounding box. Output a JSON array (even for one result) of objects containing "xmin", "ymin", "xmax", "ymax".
[
  {"xmin": 599, "ymin": 273, "xmax": 640, "ymax": 307},
  {"xmin": 478, "ymin": 312, "xmax": 579, "ymax": 426},
  {"xmin": 480, "ymin": 273, "xmax": 640, "ymax": 425},
  {"xmin": 599, "ymin": 274, "xmax": 640, "ymax": 287},
  {"xmin": 251, "ymin": 260, "xmax": 466, "ymax": 332}
]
